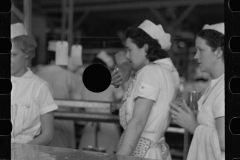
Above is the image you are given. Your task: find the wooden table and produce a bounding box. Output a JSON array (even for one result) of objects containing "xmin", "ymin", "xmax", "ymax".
[{"xmin": 11, "ymin": 143, "xmax": 153, "ymax": 160}]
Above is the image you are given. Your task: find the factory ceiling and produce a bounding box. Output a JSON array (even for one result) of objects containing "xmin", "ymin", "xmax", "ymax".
[{"xmin": 11, "ymin": 0, "xmax": 224, "ymax": 45}]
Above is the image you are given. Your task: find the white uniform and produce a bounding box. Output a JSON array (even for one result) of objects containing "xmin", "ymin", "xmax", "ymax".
[
  {"xmin": 197, "ymin": 74, "xmax": 225, "ymax": 159},
  {"xmin": 11, "ymin": 69, "xmax": 58, "ymax": 144},
  {"xmin": 119, "ymin": 58, "xmax": 180, "ymax": 160}
]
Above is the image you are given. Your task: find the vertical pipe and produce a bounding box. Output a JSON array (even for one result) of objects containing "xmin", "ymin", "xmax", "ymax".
[
  {"xmin": 67, "ymin": 0, "xmax": 74, "ymax": 55},
  {"xmin": 61, "ymin": 0, "xmax": 67, "ymax": 41},
  {"xmin": 24, "ymin": 0, "xmax": 32, "ymax": 35},
  {"xmin": 24, "ymin": 0, "xmax": 32, "ymax": 67}
]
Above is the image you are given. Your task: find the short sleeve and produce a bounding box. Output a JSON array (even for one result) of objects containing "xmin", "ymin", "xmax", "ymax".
[
  {"xmin": 212, "ymin": 86, "xmax": 224, "ymax": 118},
  {"xmin": 133, "ymin": 66, "xmax": 160, "ymax": 101},
  {"xmin": 36, "ymin": 83, "xmax": 58, "ymax": 115}
]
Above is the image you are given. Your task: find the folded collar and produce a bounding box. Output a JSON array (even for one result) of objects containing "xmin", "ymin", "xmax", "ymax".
[
  {"xmin": 11, "ymin": 68, "xmax": 34, "ymax": 83},
  {"xmin": 153, "ymin": 58, "xmax": 177, "ymax": 72}
]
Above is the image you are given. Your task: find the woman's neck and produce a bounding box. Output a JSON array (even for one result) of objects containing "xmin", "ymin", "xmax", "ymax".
[
  {"xmin": 210, "ymin": 61, "xmax": 224, "ymax": 79},
  {"xmin": 12, "ymin": 67, "xmax": 28, "ymax": 77},
  {"xmin": 135, "ymin": 59, "xmax": 150, "ymax": 72}
]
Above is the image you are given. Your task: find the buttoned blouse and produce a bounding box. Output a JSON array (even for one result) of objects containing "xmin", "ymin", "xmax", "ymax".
[{"xmin": 11, "ymin": 69, "xmax": 58, "ymax": 143}]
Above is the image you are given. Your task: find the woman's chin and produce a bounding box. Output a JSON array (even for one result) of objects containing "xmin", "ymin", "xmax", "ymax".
[
  {"xmin": 198, "ymin": 65, "xmax": 204, "ymax": 72},
  {"xmin": 11, "ymin": 71, "xmax": 15, "ymax": 76}
]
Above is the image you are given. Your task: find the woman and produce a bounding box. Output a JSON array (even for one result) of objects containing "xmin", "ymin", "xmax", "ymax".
[
  {"xmin": 11, "ymin": 23, "xmax": 58, "ymax": 145},
  {"xmin": 116, "ymin": 20, "xmax": 180, "ymax": 160},
  {"xmin": 170, "ymin": 23, "xmax": 224, "ymax": 160}
]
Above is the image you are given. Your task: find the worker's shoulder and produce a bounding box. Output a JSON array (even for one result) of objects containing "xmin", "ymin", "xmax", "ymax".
[
  {"xmin": 138, "ymin": 64, "xmax": 161, "ymax": 78},
  {"xmin": 31, "ymin": 73, "xmax": 51, "ymax": 87}
]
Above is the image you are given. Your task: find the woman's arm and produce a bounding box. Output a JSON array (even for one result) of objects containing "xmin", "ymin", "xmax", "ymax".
[
  {"xmin": 27, "ymin": 112, "xmax": 54, "ymax": 145},
  {"xmin": 215, "ymin": 116, "xmax": 225, "ymax": 151},
  {"xmin": 117, "ymin": 97, "xmax": 154, "ymax": 156},
  {"xmin": 170, "ymin": 102, "xmax": 199, "ymax": 134}
]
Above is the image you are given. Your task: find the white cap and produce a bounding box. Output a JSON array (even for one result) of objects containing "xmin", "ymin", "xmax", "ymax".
[
  {"xmin": 47, "ymin": 40, "xmax": 57, "ymax": 52},
  {"xmin": 202, "ymin": 23, "xmax": 224, "ymax": 35},
  {"xmin": 138, "ymin": 20, "xmax": 171, "ymax": 50},
  {"xmin": 96, "ymin": 50, "xmax": 114, "ymax": 68},
  {"xmin": 11, "ymin": 23, "xmax": 27, "ymax": 39}
]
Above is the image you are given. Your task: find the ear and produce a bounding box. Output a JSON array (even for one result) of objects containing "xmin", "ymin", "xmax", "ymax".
[
  {"xmin": 215, "ymin": 47, "xmax": 223, "ymax": 59},
  {"xmin": 25, "ymin": 53, "xmax": 30, "ymax": 59},
  {"xmin": 143, "ymin": 44, "xmax": 149, "ymax": 53}
]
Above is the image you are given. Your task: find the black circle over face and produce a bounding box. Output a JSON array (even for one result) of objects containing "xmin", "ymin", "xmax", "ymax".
[{"xmin": 82, "ymin": 64, "xmax": 111, "ymax": 93}]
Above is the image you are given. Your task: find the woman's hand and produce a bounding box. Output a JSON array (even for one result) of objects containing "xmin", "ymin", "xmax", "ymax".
[
  {"xmin": 170, "ymin": 102, "xmax": 199, "ymax": 134},
  {"xmin": 111, "ymin": 62, "xmax": 133, "ymax": 88},
  {"xmin": 111, "ymin": 67, "xmax": 123, "ymax": 88}
]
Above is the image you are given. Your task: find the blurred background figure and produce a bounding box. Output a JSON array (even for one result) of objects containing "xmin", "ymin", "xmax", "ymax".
[
  {"xmin": 182, "ymin": 65, "xmax": 211, "ymax": 103},
  {"xmin": 35, "ymin": 52, "xmax": 82, "ymax": 100},
  {"xmin": 74, "ymin": 65, "xmax": 88, "ymax": 77},
  {"xmin": 78, "ymin": 50, "xmax": 124, "ymax": 154},
  {"xmin": 35, "ymin": 50, "xmax": 83, "ymax": 149},
  {"xmin": 96, "ymin": 50, "xmax": 115, "ymax": 70}
]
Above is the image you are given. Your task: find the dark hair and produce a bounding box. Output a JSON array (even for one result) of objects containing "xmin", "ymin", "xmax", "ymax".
[
  {"xmin": 197, "ymin": 29, "xmax": 224, "ymax": 60},
  {"xmin": 125, "ymin": 27, "xmax": 169, "ymax": 62},
  {"xmin": 46, "ymin": 51, "xmax": 55, "ymax": 64},
  {"xmin": 92, "ymin": 57, "xmax": 107, "ymax": 67},
  {"xmin": 12, "ymin": 35, "xmax": 37, "ymax": 59}
]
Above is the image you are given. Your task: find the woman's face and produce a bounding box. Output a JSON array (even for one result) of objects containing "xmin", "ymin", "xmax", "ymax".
[
  {"xmin": 125, "ymin": 38, "xmax": 148, "ymax": 71},
  {"xmin": 194, "ymin": 37, "xmax": 218, "ymax": 74},
  {"xmin": 11, "ymin": 41, "xmax": 28, "ymax": 77}
]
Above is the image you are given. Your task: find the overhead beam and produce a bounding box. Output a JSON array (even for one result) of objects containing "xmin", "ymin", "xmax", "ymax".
[
  {"xmin": 149, "ymin": 8, "xmax": 168, "ymax": 27},
  {"xmin": 74, "ymin": 11, "xmax": 90, "ymax": 30},
  {"xmin": 44, "ymin": 0, "xmax": 223, "ymax": 13},
  {"xmin": 11, "ymin": 4, "xmax": 24, "ymax": 21},
  {"xmin": 174, "ymin": 3, "xmax": 196, "ymax": 27},
  {"xmin": 40, "ymin": 0, "xmax": 126, "ymax": 5}
]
